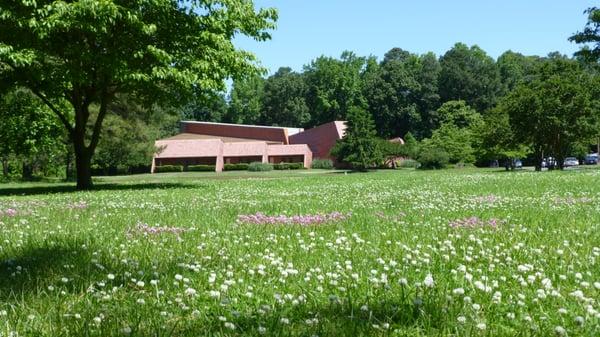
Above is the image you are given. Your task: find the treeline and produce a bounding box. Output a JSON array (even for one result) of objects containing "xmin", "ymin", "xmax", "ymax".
[
  {"xmin": 2, "ymin": 41, "xmax": 600, "ymax": 180},
  {"xmin": 191, "ymin": 43, "xmax": 600, "ymax": 169}
]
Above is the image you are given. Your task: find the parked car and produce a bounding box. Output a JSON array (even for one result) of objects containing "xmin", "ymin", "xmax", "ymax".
[
  {"xmin": 542, "ymin": 157, "xmax": 557, "ymax": 169},
  {"xmin": 584, "ymin": 153, "xmax": 598, "ymax": 165},
  {"xmin": 563, "ymin": 157, "xmax": 579, "ymax": 167},
  {"xmin": 513, "ymin": 159, "xmax": 523, "ymax": 169}
]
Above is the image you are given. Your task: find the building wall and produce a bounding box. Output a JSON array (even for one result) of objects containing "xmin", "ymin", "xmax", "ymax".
[{"xmin": 289, "ymin": 121, "xmax": 346, "ymax": 161}]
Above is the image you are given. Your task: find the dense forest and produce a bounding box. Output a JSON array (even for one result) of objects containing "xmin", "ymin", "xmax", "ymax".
[{"xmin": 2, "ymin": 39, "xmax": 600, "ymax": 178}]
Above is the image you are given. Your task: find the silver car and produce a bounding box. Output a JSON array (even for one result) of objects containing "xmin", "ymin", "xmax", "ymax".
[{"xmin": 563, "ymin": 157, "xmax": 579, "ymax": 167}]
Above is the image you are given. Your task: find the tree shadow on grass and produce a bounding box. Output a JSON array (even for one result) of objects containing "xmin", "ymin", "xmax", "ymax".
[
  {"xmin": 0, "ymin": 243, "xmax": 101, "ymax": 301},
  {"xmin": 0, "ymin": 182, "xmax": 201, "ymax": 197}
]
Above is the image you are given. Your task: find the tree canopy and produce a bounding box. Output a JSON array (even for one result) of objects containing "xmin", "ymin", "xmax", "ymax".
[{"xmin": 0, "ymin": 0, "xmax": 277, "ymax": 188}]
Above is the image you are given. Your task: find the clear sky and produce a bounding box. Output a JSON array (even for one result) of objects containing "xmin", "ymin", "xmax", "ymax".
[{"xmin": 234, "ymin": 1, "xmax": 597, "ymax": 75}]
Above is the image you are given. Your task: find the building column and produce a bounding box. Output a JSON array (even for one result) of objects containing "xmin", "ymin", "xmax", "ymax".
[
  {"xmin": 151, "ymin": 157, "xmax": 156, "ymax": 173},
  {"xmin": 215, "ymin": 141, "xmax": 224, "ymax": 172},
  {"xmin": 304, "ymin": 150, "xmax": 313, "ymax": 169},
  {"xmin": 262, "ymin": 143, "xmax": 269, "ymax": 163}
]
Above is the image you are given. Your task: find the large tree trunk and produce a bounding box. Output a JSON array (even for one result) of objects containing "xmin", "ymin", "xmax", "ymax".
[
  {"xmin": 74, "ymin": 145, "xmax": 93, "ymax": 190},
  {"xmin": 21, "ymin": 160, "xmax": 34, "ymax": 180}
]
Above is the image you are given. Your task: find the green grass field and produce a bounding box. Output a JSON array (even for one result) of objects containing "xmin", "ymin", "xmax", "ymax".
[{"xmin": 1, "ymin": 169, "xmax": 599, "ymax": 336}]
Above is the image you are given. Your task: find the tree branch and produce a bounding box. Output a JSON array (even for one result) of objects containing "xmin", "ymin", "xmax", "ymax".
[
  {"xmin": 87, "ymin": 87, "xmax": 110, "ymax": 152},
  {"xmin": 30, "ymin": 88, "xmax": 74, "ymax": 137}
]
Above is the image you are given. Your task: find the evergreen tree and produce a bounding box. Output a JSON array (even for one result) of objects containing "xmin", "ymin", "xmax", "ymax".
[{"xmin": 331, "ymin": 107, "xmax": 382, "ymax": 170}]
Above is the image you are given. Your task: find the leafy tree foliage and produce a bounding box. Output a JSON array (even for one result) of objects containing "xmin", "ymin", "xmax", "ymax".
[
  {"xmin": 0, "ymin": 0, "xmax": 277, "ymax": 189},
  {"xmin": 0, "ymin": 88, "xmax": 65, "ymax": 179},
  {"xmin": 304, "ymin": 51, "xmax": 367, "ymax": 126},
  {"xmin": 225, "ymin": 74, "xmax": 265, "ymax": 124},
  {"xmin": 439, "ymin": 43, "xmax": 501, "ymax": 112},
  {"xmin": 93, "ymin": 95, "xmax": 179, "ymax": 174},
  {"xmin": 569, "ymin": 7, "xmax": 600, "ymax": 62},
  {"xmin": 181, "ymin": 92, "xmax": 228, "ymax": 123},
  {"xmin": 331, "ymin": 107, "xmax": 382, "ymax": 170},
  {"xmin": 498, "ymin": 57, "xmax": 598, "ymax": 170},
  {"xmin": 260, "ymin": 67, "xmax": 310, "ymax": 127},
  {"xmin": 420, "ymin": 101, "xmax": 482, "ymax": 164}
]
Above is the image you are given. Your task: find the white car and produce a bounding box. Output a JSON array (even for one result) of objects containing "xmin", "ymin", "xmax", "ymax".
[{"xmin": 563, "ymin": 157, "xmax": 579, "ymax": 167}]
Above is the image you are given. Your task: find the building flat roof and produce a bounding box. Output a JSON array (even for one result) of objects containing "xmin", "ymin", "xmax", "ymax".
[
  {"xmin": 162, "ymin": 133, "xmax": 283, "ymax": 144},
  {"xmin": 180, "ymin": 121, "xmax": 304, "ymax": 136}
]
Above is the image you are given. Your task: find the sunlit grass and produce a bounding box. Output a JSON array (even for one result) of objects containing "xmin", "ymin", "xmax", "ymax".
[{"xmin": 1, "ymin": 168, "xmax": 599, "ymax": 336}]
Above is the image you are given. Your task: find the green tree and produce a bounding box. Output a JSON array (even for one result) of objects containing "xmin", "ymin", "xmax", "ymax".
[
  {"xmin": 260, "ymin": 67, "xmax": 310, "ymax": 127},
  {"xmin": 497, "ymin": 51, "xmax": 540, "ymax": 95},
  {"xmin": 473, "ymin": 107, "xmax": 530, "ymax": 168},
  {"xmin": 499, "ymin": 57, "xmax": 597, "ymax": 170},
  {"xmin": 439, "ymin": 43, "xmax": 501, "ymax": 112},
  {"xmin": 420, "ymin": 101, "xmax": 482, "ymax": 165},
  {"xmin": 569, "ymin": 7, "xmax": 600, "ymax": 62},
  {"xmin": 180, "ymin": 92, "xmax": 228, "ymax": 123},
  {"xmin": 0, "ymin": 0, "xmax": 277, "ymax": 189},
  {"xmin": 93, "ymin": 95, "xmax": 179, "ymax": 174},
  {"xmin": 363, "ymin": 48, "xmax": 421, "ymax": 138},
  {"xmin": 304, "ymin": 51, "xmax": 367, "ymax": 126},
  {"xmin": 331, "ymin": 107, "xmax": 382, "ymax": 170},
  {"xmin": 225, "ymin": 74, "xmax": 265, "ymax": 124},
  {"xmin": 0, "ymin": 88, "xmax": 65, "ymax": 179}
]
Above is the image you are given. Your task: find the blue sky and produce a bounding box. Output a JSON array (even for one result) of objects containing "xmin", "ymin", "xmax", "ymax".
[{"xmin": 235, "ymin": 1, "xmax": 597, "ymax": 75}]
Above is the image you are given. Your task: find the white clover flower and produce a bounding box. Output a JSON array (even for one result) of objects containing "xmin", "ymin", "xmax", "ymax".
[
  {"xmin": 107, "ymin": 274, "xmax": 115, "ymax": 280},
  {"xmin": 280, "ymin": 317, "xmax": 290, "ymax": 325},
  {"xmin": 0, "ymin": 310, "xmax": 7, "ymax": 316},
  {"xmin": 93, "ymin": 316, "xmax": 102, "ymax": 324},
  {"xmin": 554, "ymin": 326, "xmax": 566, "ymax": 336},
  {"xmin": 121, "ymin": 326, "xmax": 132, "ymax": 335},
  {"xmin": 457, "ymin": 316, "xmax": 466, "ymax": 324},
  {"xmin": 476, "ymin": 323, "xmax": 486, "ymax": 330},
  {"xmin": 175, "ymin": 274, "xmax": 183, "ymax": 281},
  {"xmin": 150, "ymin": 280, "xmax": 158, "ymax": 286},
  {"xmin": 185, "ymin": 288, "xmax": 197, "ymax": 296},
  {"xmin": 258, "ymin": 326, "xmax": 266, "ymax": 334},
  {"xmin": 136, "ymin": 298, "xmax": 145, "ymax": 305},
  {"xmin": 136, "ymin": 281, "xmax": 145, "ymax": 287},
  {"xmin": 452, "ymin": 288, "xmax": 465, "ymax": 296},
  {"xmin": 61, "ymin": 277, "xmax": 69, "ymax": 283},
  {"xmin": 224, "ymin": 322, "xmax": 235, "ymax": 330},
  {"xmin": 423, "ymin": 274, "xmax": 434, "ymax": 288}
]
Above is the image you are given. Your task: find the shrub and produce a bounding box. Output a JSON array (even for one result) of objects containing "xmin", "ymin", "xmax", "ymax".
[
  {"xmin": 248, "ymin": 162, "xmax": 273, "ymax": 172},
  {"xmin": 311, "ymin": 158, "xmax": 334, "ymax": 169},
  {"xmin": 224, "ymin": 163, "xmax": 249, "ymax": 171},
  {"xmin": 155, "ymin": 165, "xmax": 183, "ymax": 173},
  {"xmin": 417, "ymin": 148, "xmax": 449, "ymax": 169},
  {"xmin": 274, "ymin": 162, "xmax": 303, "ymax": 170},
  {"xmin": 186, "ymin": 165, "xmax": 215, "ymax": 172},
  {"xmin": 399, "ymin": 159, "xmax": 420, "ymax": 169}
]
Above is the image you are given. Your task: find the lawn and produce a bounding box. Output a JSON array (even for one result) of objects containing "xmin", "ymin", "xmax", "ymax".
[{"xmin": 0, "ymin": 169, "xmax": 599, "ymax": 336}]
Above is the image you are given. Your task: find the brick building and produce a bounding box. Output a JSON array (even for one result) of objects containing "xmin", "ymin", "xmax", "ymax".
[{"xmin": 151, "ymin": 121, "xmax": 346, "ymax": 172}]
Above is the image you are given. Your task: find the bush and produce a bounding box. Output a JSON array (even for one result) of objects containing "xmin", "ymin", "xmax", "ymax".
[
  {"xmin": 224, "ymin": 163, "xmax": 249, "ymax": 171},
  {"xmin": 311, "ymin": 158, "xmax": 334, "ymax": 169},
  {"xmin": 248, "ymin": 162, "xmax": 273, "ymax": 172},
  {"xmin": 417, "ymin": 148, "xmax": 449, "ymax": 169},
  {"xmin": 274, "ymin": 162, "xmax": 303, "ymax": 170},
  {"xmin": 155, "ymin": 165, "xmax": 183, "ymax": 173},
  {"xmin": 399, "ymin": 159, "xmax": 420, "ymax": 169},
  {"xmin": 186, "ymin": 164, "xmax": 215, "ymax": 172}
]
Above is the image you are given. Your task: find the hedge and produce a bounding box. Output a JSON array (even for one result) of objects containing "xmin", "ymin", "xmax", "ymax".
[
  {"xmin": 224, "ymin": 163, "xmax": 249, "ymax": 171},
  {"xmin": 311, "ymin": 158, "xmax": 334, "ymax": 169},
  {"xmin": 186, "ymin": 165, "xmax": 215, "ymax": 172},
  {"xmin": 274, "ymin": 162, "xmax": 304, "ymax": 170},
  {"xmin": 155, "ymin": 165, "xmax": 183, "ymax": 173},
  {"xmin": 248, "ymin": 162, "xmax": 273, "ymax": 172}
]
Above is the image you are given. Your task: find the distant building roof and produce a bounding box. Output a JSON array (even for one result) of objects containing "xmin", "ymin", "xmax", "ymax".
[
  {"xmin": 179, "ymin": 121, "xmax": 302, "ymax": 144},
  {"xmin": 163, "ymin": 133, "xmax": 282, "ymax": 144}
]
